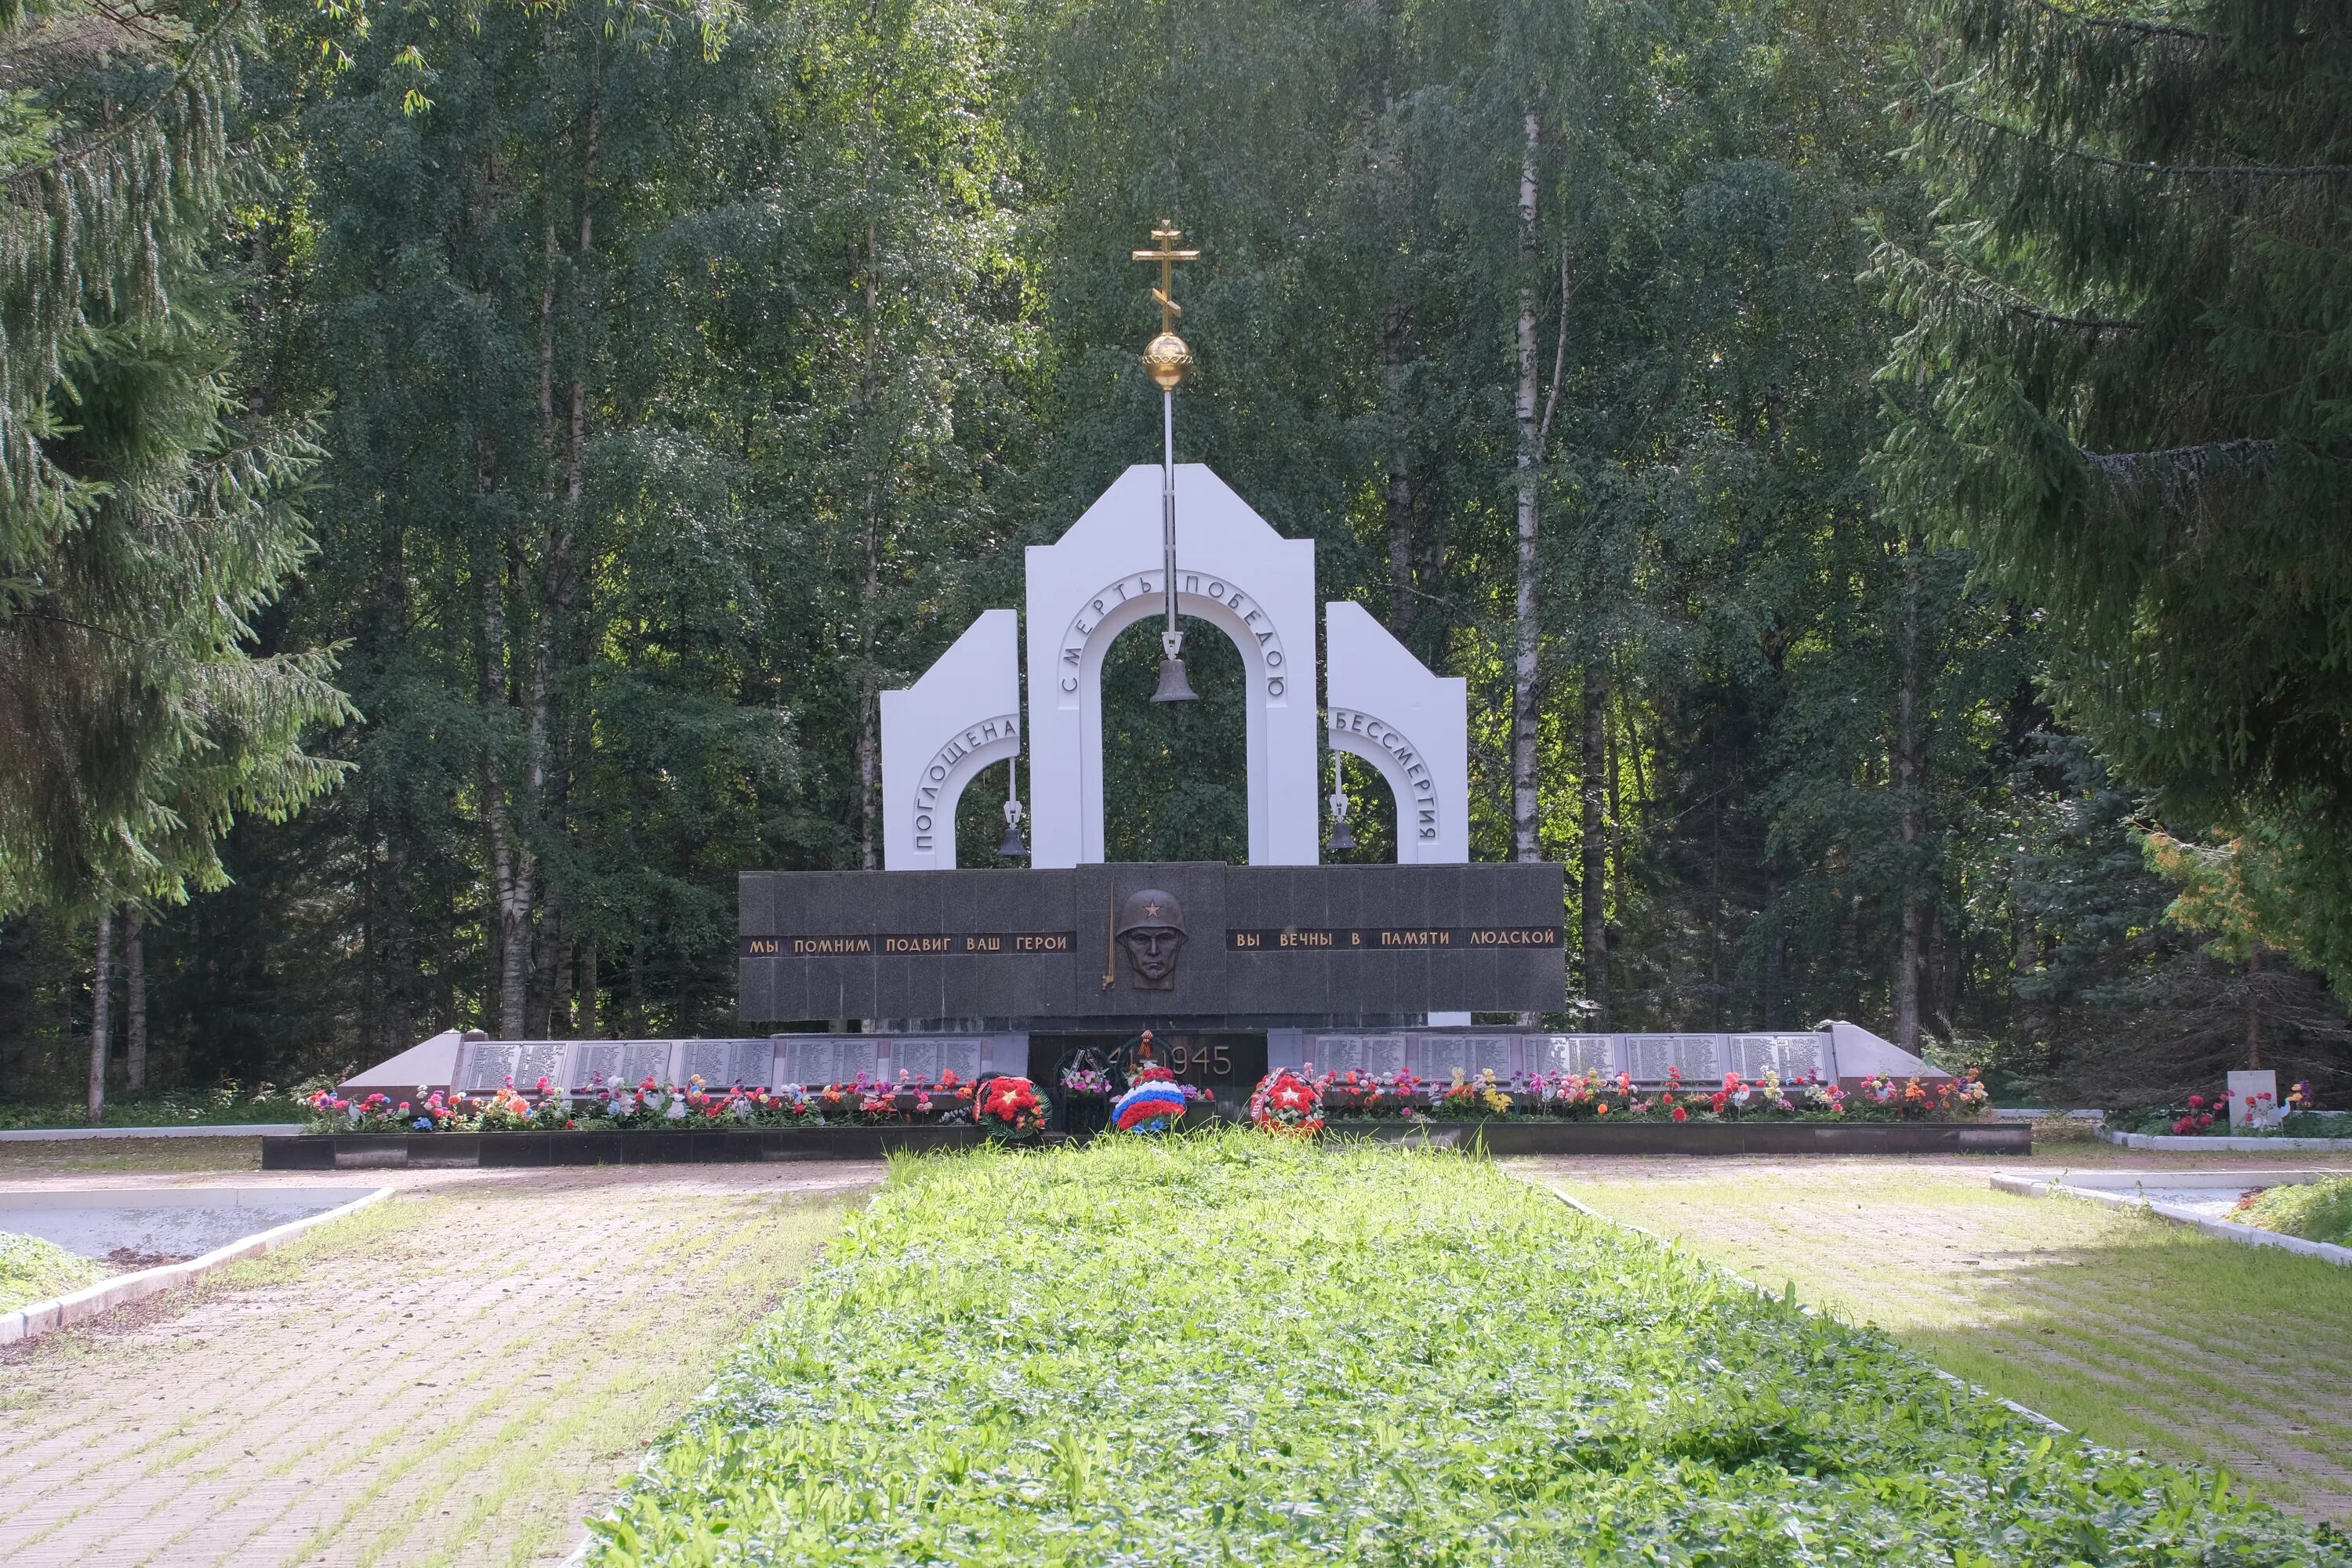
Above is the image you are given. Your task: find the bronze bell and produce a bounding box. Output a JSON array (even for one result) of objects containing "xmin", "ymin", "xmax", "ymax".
[{"xmin": 1152, "ymin": 653, "xmax": 1198, "ymax": 702}]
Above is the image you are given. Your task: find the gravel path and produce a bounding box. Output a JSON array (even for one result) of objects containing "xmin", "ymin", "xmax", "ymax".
[
  {"xmin": 1520, "ymin": 1152, "xmax": 2352, "ymax": 1522},
  {"xmin": 0, "ymin": 1163, "xmax": 877, "ymax": 1567}
]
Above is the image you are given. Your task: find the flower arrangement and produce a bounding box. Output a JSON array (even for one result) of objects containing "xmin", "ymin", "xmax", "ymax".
[
  {"xmin": 477, "ymin": 1079, "xmax": 572, "ymax": 1131},
  {"xmin": 1249, "ymin": 1069, "xmax": 1323, "ymax": 1136},
  {"xmin": 1318, "ymin": 1069, "xmax": 1425, "ymax": 1119},
  {"xmin": 975, "ymin": 1075, "xmax": 1048, "ymax": 1140},
  {"xmin": 1434, "ymin": 1069, "xmax": 1512, "ymax": 1120},
  {"xmin": 1112, "ymin": 1065, "xmax": 1192, "ymax": 1134},
  {"xmin": 1843, "ymin": 1070, "xmax": 1989, "ymax": 1123},
  {"xmin": 1061, "ymin": 1065, "xmax": 1114, "ymax": 1098}
]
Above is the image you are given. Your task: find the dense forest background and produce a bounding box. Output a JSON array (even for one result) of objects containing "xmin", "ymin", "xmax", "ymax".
[{"xmin": 3, "ymin": 0, "xmax": 2347, "ymax": 1106}]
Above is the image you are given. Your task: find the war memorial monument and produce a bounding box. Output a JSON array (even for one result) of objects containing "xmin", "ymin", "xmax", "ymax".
[{"xmin": 322, "ymin": 226, "xmax": 1944, "ymax": 1135}]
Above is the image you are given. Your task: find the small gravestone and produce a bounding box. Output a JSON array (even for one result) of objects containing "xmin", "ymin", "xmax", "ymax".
[{"xmin": 2227, "ymin": 1069, "xmax": 2280, "ymax": 1130}]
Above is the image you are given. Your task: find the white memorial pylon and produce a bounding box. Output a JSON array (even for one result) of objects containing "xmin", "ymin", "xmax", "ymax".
[
  {"xmin": 1323, "ymin": 601, "xmax": 1468, "ymax": 866},
  {"xmin": 1024, "ymin": 463, "xmax": 1319, "ymax": 867},
  {"xmin": 879, "ymin": 608, "xmax": 1022, "ymax": 869}
]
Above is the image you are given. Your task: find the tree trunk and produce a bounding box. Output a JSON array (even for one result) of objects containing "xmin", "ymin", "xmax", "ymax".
[
  {"xmin": 856, "ymin": 222, "xmax": 884, "ymax": 871},
  {"xmin": 0, "ymin": 916, "xmax": 28, "ymax": 1097},
  {"xmin": 1892, "ymin": 534, "xmax": 1925, "ymax": 1054},
  {"xmin": 125, "ymin": 911, "xmax": 146, "ymax": 1092},
  {"xmin": 1511, "ymin": 109, "xmax": 1541, "ymax": 867},
  {"xmin": 626, "ymin": 942, "xmax": 646, "ymax": 1036},
  {"xmin": 1382, "ymin": 303, "xmax": 1415, "ymax": 638},
  {"xmin": 1579, "ymin": 665, "xmax": 1609, "ymax": 1026},
  {"xmin": 87, "ymin": 910, "xmax": 113, "ymax": 1126},
  {"xmin": 484, "ymin": 552, "xmax": 532, "ymax": 1039},
  {"xmin": 578, "ymin": 938, "xmax": 600, "ymax": 1038},
  {"xmin": 2246, "ymin": 946, "xmax": 2263, "ymax": 1069},
  {"xmin": 379, "ymin": 830, "xmax": 416, "ymax": 1057}
]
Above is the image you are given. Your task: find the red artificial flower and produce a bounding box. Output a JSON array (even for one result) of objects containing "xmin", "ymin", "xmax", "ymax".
[
  {"xmin": 1671, "ymin": 1105, "xmax": 1688, "ymax": 1122},
  {"xmin": 2187, "ymin": 1094, "xmax": 2205, "ymax": 1110}
]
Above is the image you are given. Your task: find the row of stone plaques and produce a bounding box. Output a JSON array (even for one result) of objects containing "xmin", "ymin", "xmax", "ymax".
[
  {"xmin": 448, "ymin": 1034, "xmax": 1022, "ymax": 1094},
  {"xmin": 1278, "ymin": 1030, "xmax": 1833, "ymax": 1086}
]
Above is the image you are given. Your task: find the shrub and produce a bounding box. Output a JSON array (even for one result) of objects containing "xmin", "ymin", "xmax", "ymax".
[{"xmin": 584, "ymin": 1135, "xmax": 2346, "ymax": 1567}]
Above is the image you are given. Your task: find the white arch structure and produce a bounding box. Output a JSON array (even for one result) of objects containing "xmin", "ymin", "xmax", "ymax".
[
  {"xmin": 877, "ymin": 465, "xmax": 1472, "ymax": 874},
  {"xmin": 878, "ymin": 608, "xmax": 1021, "ymax": 869},
  {"xmin": 1023, "ymin": 465, "xmax": 1319, "ymax": 866},
  {"xmin": 1323, "ymin": 601, "xmax": 1468, "ymax": 865}
]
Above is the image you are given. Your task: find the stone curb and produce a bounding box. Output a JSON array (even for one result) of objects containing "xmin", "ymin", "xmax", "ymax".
[
  {"xmin": 0, "ymin": 1123, "xmax": 303, "ymax": 1142},
  {"xmin": 1991, "ymin": 1172, "xmax": 2352, "ymax": 1267},
  {"xmin": 2096, "ymin": 1129, "xmax": 2352, "ymax": 1153},
  {"xmin": 0, "ymin": 1185, "xmax": 390, "ymax": 1345}
]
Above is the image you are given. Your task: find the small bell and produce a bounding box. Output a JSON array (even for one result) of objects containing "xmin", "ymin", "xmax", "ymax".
[
  {"xmin": 1152, "ymin": 629, "xmax": 1197, "ymax": 702},
  {"xmin": 1327, "ymin": 757, "xmax": 1356, "ymax": 854},
  {"xmin": 999, "ymin": 775, "xmax": 1027, "ymax": 859}
]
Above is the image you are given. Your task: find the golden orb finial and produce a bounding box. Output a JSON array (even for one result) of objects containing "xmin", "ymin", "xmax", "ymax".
[
  {"xmin": 1142, "ymin": 331, "xmax": 1192, "ymax": 391},
  {"xmin": 1131, "ymin": 220, "xmax": 1200, "ymax": 390}
]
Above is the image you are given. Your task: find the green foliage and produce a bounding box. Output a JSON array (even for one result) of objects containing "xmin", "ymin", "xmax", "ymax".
[
  {"xmin": 1876, "ymin": 0, "xmax": 2352, "ymax": 987},
  {"xmin": 0, "ymin": 1228, "xmax": 103, "ymax": 1311},
  {"xmin": 8, "ymin": 0, "xmax": 2347, "ymax": 1118},
  {"xmin": 0, "ymin": 0, "xmax": 352, "ymax": 916},
  {"xmin": 2238, "ymin": 1177, "xmax": 2352, "ymax": 1247},
  {"xmin": 586, "ymin": 1134, "xmax": 2346, "ymax": 1566},
  {"xmin": 0, "ymin": 1083, "xmax": 308, "ymax": 1129}
]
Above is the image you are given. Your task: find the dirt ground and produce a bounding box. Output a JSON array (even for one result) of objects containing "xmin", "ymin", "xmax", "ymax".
[
  {"xmin": 1519, "ymin": 1145, "xmax": 2352, "ymax": 1522},
  {"xmin": 0, "ymin": 1153, "xmax": 880, "ymax": 1567}
]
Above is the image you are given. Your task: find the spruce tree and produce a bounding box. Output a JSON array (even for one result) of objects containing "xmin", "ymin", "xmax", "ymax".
[
  {"xmin": 1875, "ymin": 0, "xmax": 2352, "ymax": 985},
  {"xmin": 0, "ymin": 0, "xmax": 350, "ymax": 916}
]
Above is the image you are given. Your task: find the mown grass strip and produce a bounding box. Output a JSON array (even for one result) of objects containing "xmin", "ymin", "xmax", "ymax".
[{"xmin": 590, "ymin": 1134, "xmax": 2350, "ymax": 1566}]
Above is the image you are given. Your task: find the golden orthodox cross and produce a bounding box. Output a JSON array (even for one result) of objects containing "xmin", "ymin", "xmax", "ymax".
[{"xmin": 1131, "ymin": 221, "xmax": 1200, "ymax": 333}]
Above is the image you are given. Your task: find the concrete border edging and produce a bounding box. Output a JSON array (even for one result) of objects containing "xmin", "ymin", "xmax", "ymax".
[
  {"xmin": 0, "ymin": 1123, "xmax": 303, "ymax": 1142},
  {"xmin": 1991, "ymin": 1171, "xmax": 2352, "ymax": 1268},
  {"xmin": 0, "ymin": 1185, "xmax": 390, "ymax": 1345},
  {"xmin": 2096, "ymin": 1128, "xmax": 2352, "ymax": 1153}
]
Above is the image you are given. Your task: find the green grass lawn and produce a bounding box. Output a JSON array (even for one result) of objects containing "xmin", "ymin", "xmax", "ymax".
[
  {"xmin": 0, "ymin": 1231, "xmax": 103, "ymax": 1311},
  {"xmin": 586, "ymin": 1134, "xmax": 2347, "ymax": 1566},
  {"xmin": 1528, "ymin": 1159, "xmax": 2352, "ymax": 1521}
]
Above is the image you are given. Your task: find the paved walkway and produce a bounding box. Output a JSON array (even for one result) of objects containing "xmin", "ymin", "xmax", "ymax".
[
  {"xmin": 1521, "ymin": 1150, "xmax": 2352, "ymax": 1522},
  {"xmin": 0, "ymin": 1163, "xmax": 878, "ymax": 1566}
]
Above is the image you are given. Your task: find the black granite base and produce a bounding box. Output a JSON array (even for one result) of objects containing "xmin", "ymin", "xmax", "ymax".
[
  {"xmin": 267, "ymin": 1119, "xmax": 2024, "ymax": 1167},
  {"xmin": 261, "ymin": 1127, "xmax": 999, "ymax": 1169},
  {"xmin": 1325, "ymin": 1120, "xmax": 2031, "ymax": 1155}
]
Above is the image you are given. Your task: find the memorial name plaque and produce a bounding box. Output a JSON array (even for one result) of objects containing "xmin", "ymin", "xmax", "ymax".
[
  {"xmin": 1529, "ymin": 1034, "xmax": 1614, "ymax": 1076},
  {"xmin": 740, "ymin": 861, "xmax": 1566, "ymax": 1023},
  {"xmin": 1725, "ymin": 1033, "xmax": 1829, "ymax": 1081},
  {"xmin": 679, "ymin": 1040, "xmax": 777, "ymax": 1090},
  {"xmin": 1285, "ymin": 1029, "xmax": 1853, "ymax": 1087}
]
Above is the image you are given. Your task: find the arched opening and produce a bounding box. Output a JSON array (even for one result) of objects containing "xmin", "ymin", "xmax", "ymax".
[
  {"xmin": 954, "ymin": 756, "xmax": 1024, "ymax": 867},
  {"xmin": 1327, "ymin": 745, "xmax": 1398, "ymax": 862},
  {"xmin": 1100, "ymin": 615, "xmax": 1249, "ymax": 862}
]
